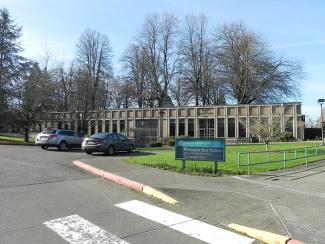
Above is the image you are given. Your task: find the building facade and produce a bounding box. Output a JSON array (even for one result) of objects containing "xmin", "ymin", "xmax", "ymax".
[{"xmin": 37, "ymin": 102, "xmax": 303, "ymax": 146}]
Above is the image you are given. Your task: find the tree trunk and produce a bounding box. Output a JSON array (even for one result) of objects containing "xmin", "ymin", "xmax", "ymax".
[{"xmin": 24, "ymin": 127, "xmax": 29, "ymax": 143}]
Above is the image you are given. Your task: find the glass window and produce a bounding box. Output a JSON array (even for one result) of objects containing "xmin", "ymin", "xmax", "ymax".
[
  {"xmin": 42, "ymin": 129, "xmax": 56, "ymax": 134},
  {"xmin": 217, "ymin": 118, "xmax": 224, "ymax": 137},
  {"xmin": 91, "ymin": 120, "xmax": 96, "ymax": 135},
  {"xmin": 105, "ymin": 120, "xmax": 110, "ymax": 132},
  {"xmin": 98, "ymin": 120, "xmax": 102, "ymax": 133},
  {"xmin": 188, "ymin": 119, "xmax": 194, "ymax": 137},
  {"xmin": 118, "ymin": 134, "xmax": 128, "ymax": 141},
  {"xmin": 120, "ymin": 120, "xmax": 125, "ymax": 132},
  {"xmin": 90, "ymin": 133, "xmax": 107, "ymax": 139},
  {"xmin": 113, "ymin": 120, "xmax": 118, "ymax": 133},
  {"xmin": 169, "ymin": 119, "xmax": 176, "ymax": 137},
  {"xmin": 178, "ymin": 119, "xmax": 185, "ymax": 136},
  {"xmin": 64, "ymin": 122, "xmax": 69, "ymax": 129},
  {"xmin": 285, "ymin": 117, "xmax": 293, "ymax": 133},
  {"xmin": 238, "ymin": 118, "xmax": 247, "ymax": 137},
  {"xmin": 58, "ymin": 121, "xmax": 62, "ymax": 129},
  {"xmin": 228, "ymin": 118, "xmax": 235, "ymax": 137}
]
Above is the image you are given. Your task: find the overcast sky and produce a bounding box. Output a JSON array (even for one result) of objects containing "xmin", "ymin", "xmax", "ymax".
[{"xmin": 2, "ymin": 0, "xmax": 325, "ymax": 119}]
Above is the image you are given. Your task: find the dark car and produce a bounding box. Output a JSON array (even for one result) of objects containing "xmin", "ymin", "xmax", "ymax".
[{"xmin": 81, "ymin": 132, "xmax": 135, "ymax": 155}]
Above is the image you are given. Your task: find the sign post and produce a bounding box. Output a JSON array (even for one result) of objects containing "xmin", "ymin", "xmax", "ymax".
[{"xmin": 175, "ymin": 138, "xmax": 226, "ymax": 175}]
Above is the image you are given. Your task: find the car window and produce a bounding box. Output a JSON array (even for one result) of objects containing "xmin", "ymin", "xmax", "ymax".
[
  {"xmin": 118, "ymin": 134, "xmax": 128, "ymax": 141},
  {"xmin": 58, "ymin": 131, "xmax": 74, "ymax": 136},
  {"xmin": 42, "ymin": 129, "xmax": 56, "ymax": 134},
  {"xmin": 65, "ymin": 131, "xmax": 74, "ymax": 136},
  {"xmin": 90, "ymin": 133, "xmax": 107, "ymax": 139}
]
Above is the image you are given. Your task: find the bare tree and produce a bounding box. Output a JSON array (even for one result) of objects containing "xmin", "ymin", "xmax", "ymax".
[
  {"xmin": 242, "ymin": 116, "xmax": 285, "ymax": 151},
  {"xmin": 122, "ymin": 14, "xmax": 179, "ymax": 108},
  {"xmin": 213, "ymin": 22, "xmax": 303, "ymax": 104},
  {"xmin": 75, "ymin": 29, "xmax": 113, "ymax": 110},
  {"xmin": 51, "ymin": 64, "xmax": 74, "ymax": 112},
  {"xmin": 178, "ymin": 14, "xmax": 221, "ymax": 106},
  {"xmin": 121, "ymin": 44, "xmax": 150, "ymax": 108},
  {"xmin": 10, "ymin": 63, "xmax": 51, "ymax": 141}
]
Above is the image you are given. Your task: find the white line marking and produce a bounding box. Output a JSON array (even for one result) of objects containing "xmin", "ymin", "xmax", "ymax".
[
  {"xmin": 115, "ymin": 200, "xmax": 254, "ymax": 244},
  {"xmin": 44, "ymin": 214, "xmax": 129, "ymax": 244}
]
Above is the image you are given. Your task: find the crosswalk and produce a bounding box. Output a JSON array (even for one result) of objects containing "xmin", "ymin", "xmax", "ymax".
[{"xmin": 44, "ymin": 200, "xmax": 254, "ymax": 244}]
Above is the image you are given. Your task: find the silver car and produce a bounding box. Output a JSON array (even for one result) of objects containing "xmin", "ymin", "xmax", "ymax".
[{"xmin": 35, "ymin": 128, "xmax": 83, "ymax": 150}]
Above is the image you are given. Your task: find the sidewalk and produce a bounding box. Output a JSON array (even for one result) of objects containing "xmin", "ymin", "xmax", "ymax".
[{"xmin": 76, "ymin": 153, "xmax": 325, "ymax": 243}]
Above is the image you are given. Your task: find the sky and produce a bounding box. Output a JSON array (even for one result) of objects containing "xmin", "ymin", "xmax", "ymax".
[{"xmin": 1, "ymin": 0, "xmax": 325, "ymax": 120}]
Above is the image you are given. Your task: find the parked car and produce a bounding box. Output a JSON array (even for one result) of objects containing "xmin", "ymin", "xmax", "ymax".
[
  {"xmin": 35, "ymin": 128, "xmax": 83, "ymax": 150},
  {"xmin": 82, "ymin": 132, "xmax": 135, "ymax": 155}
]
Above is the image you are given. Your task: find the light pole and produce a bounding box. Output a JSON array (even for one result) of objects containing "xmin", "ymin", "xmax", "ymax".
[{"xmin": 318, "ymin": 99, "xmax": 325, "ymax": 145}]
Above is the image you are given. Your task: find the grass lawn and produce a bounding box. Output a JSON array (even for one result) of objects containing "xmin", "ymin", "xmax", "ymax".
[
  {"xmin": 0, "ymin": 134, "xmax": 35, "ymax": 144},
  {"xmin": 125, "ymin": 142, "xmax": 325, "ymax": 175}
]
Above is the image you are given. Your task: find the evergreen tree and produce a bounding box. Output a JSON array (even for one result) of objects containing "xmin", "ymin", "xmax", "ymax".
[{"xmin": 0, "ymin": 8, "xmax": 25, "ymax": 128}]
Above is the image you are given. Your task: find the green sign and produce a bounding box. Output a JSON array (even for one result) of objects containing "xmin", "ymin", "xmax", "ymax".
[{"xmin": 175, "ymin": 138, "xmax": 225, "ymax": 162}]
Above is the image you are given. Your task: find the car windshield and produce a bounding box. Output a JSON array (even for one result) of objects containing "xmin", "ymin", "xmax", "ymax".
[
  {"xmin": 41, "ymin": 129, "xmax": 56, "ymax": 134},
  {"xmin": 90, "ymin": 133, "xmax": 108, "ymax": 140}
]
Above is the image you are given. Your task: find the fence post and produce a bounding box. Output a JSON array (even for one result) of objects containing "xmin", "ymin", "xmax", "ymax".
[
  {"xmin": 294, "ymin": 149, "xmax": 297, "ymax": 159},
  {"xmin": 283, "ymin": 150, "xmax": 286, "ymax": 171},
  {"xmin": 247, "ymin": 152, "xmax": 251, "ymax": 176},
  {"xmin": 316, "ymin": 147, "xmax": 318, "ymax": 156},
  {"xmin": 305, "ymin": 147, "xmax": 308, "ymax": 166}
]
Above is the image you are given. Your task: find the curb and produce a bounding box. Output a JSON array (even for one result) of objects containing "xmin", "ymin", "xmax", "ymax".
[
  {"xmin": 0, "ymin": 142, "xmax": 36, "ymax": 146},
  {"xmin": 73, "ymin": 160, "xmax": 178, "ymax": 205},
  {"xmin": 228, "ymin": 223, "xmax": 304, "ymax": 244}
]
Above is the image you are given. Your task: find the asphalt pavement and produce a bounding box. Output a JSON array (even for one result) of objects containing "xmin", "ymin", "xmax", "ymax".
[{"xmin": 1, "ymin": 145, "xmax": 325, "ymax": 243}]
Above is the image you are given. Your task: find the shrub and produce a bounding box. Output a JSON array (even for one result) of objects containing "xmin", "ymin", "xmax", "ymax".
[
  {"xmin": 167, "ymin": 138, "xmax": 175, "ymax": 146},
  {"xmin": 149, "ymin": 141, "xmax": 163, "ymax": 147},
  {"xmin": 278, "ymin": 132, "xmax": 296, "ymax": 142}
]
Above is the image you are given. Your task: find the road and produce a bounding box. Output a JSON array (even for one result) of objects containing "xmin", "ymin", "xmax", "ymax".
[{"xmin": 0, "ymin": 145, "xmax": 253, "ymax": 244}]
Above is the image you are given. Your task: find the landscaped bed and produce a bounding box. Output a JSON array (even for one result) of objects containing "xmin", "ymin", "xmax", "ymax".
[
  {"xmin": 124, "ymin": 142, "xmax": 325, "ymax": 175},
  {"xmin": 0, "ymin": 134, "xmax": 35, "ymax": 144}
]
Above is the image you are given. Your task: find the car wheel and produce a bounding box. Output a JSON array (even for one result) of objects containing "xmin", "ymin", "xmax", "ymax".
[
  {"xmin": 107, "ymin": 146, "xmax": 115, "ymax": 156},
  {"xmin": 41, "ymin": 145, "xmax": 48, "ymax": 150},
  {"xmin": 128, "ymin": 144, "xmax": 134, "ymax": 153},
  {"xmin": 86, "ymin": 151, "xmax": 92, "ymax": 155},
  {"xmin": 58, "ymin": 141, "xmax": 67, "ymax": 151}
]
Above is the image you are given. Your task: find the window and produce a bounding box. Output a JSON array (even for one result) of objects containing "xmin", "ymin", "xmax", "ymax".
[
  {"xmin": 238, "ymin": 118, "xmax": 246, "ymax": 137},
  {"xmin": 169, "ymin": 119, "xmax": 176, "ymax": 137},
  {"xmin": 285, "ymin": 117, "xmax": 293, "ymax": 133},
  {"xmin": 91, "ymin": 120, "xmax": 96, "ymax": 134},
  {"xmin": 178, "ymin": 119, "xmax": 185, "ymax": 136},
  {"xmin": 58, "ymin": 121, "xmax": 62, "ymax": 129},
  {"xmin": 105, "ymin": 120, "xmax": 110, "ymax": 132},
  {"xmin": 228, "ymin": 118, "xmax": 235, "ymax": 137},
  {"xmin": 188, "ymin": 119, "xmax": 194, "ymax": 137},
  {"xmin": 98, "ymin": 120, "xmax": 102, "ymax": 133},
  {"xmin": 113, "ymin": 120, "xmax": 118, "ymax": 133},
  {"xmin": 217, "ymin": 118, "xmax": 224, "ymax": 137},
  {"xmin": 120, "ymin": 120, "xmax": 125, "ymax": 132},
  {"xmin": 118, "ymin": 134, "xmax": 128, "ymax": 141}
]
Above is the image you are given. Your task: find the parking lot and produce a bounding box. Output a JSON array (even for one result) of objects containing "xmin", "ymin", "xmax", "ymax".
[{"xmin": 1, "ymin": 145, "xmax": 325, "ymax": 243}]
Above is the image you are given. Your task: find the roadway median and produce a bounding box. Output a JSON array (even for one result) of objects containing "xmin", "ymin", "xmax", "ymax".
[{"xmin": 73, "ymin": 160, "xmax": 178, "ymax": 205}]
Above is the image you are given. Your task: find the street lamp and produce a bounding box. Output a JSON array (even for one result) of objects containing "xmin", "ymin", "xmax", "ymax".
[{"xmin": 318, "ymin": 98, "xmax": 325, "ymax": 145}]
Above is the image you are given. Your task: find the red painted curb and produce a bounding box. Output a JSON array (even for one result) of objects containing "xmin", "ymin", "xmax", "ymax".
[
  {"xmin": 287, "ymin": 239, "xmax": 304, "ymax": 244},
  {"xmin": 73, "ymin": 160, "xmax": 145, "ymax": 192}
]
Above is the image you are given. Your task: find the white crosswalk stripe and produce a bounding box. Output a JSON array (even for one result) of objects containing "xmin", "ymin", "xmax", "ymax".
[
  {"xmin": 115, "ymin": 200, "xmax": 254, "ymax": 244},
  {"xmin": 44, "ymin": 214, "xmax": 129, "ymax": 244}
]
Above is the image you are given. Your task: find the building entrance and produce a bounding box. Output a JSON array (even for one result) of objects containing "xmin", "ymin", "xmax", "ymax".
[{"xmin": 199, "ymin": 119, "xmax": 214, "ymax": 138}]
